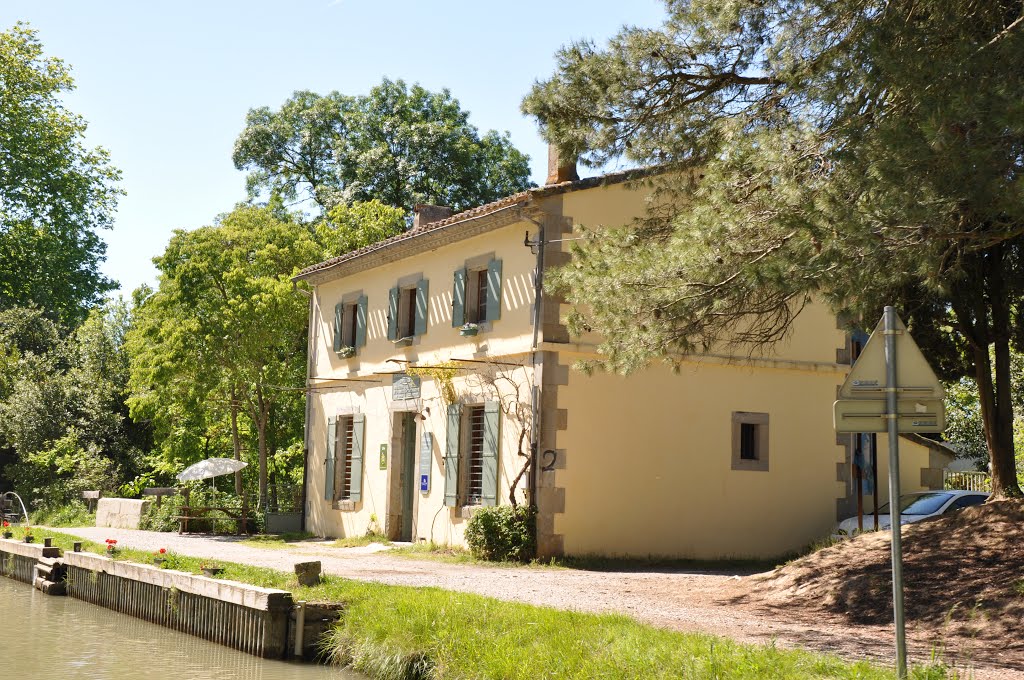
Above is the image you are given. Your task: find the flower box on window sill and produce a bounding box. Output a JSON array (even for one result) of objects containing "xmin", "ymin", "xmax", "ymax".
[
  {"xmin": 336, "ymin": 345, "xmax": 356, "ymax": 359},
  {"xmin": 333, "ymin": 499, "xmax": 358, "ymax": 512},
  {"xmin": 459, "ymin": 323, "xmax": 479, "ymax": 337},
  {"xmin": 393, "ymin": 336, "xmax": 414, "ymax": 347}
]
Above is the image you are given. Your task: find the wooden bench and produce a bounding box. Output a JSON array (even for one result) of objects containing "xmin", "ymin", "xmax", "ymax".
[{"xmin": 176, "ymin": 505, "xmax": 252, "ymax": 535}]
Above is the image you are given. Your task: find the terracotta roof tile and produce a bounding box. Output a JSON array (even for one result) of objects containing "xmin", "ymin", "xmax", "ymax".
[{"xmin": 294, "ymin": 165, "xmax": 657, "ymax": 281}]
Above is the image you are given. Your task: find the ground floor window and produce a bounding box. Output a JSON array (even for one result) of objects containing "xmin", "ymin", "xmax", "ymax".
[
  {"xmin": 731, "ymin": 411, "xmax": 769, "ymax": 472},
  {"xmin": 443, "ymin": 402, "xmax": 499, "ymax": 507},
  {"xmin": 325, "ymin": 413, "xmax": 365, "ymax": 503}
]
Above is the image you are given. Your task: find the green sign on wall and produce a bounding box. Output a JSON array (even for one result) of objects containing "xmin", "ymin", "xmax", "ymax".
[{"xmin": 379, "ymin": 444, "xmax": 388, "ymax": 470}]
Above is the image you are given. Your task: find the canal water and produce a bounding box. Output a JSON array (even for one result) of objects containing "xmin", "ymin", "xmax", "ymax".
[{"xmin": 1, "ymin": 576, "xmax": 362, "ymax": 679}]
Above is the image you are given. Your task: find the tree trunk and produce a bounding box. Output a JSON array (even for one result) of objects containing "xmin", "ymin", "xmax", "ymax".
[
  {"xmin": 255, "ymin": 386, "xmax": 270, "ymax": 510},
  {"xmin": 230, "ymin": 385, "xmax": 243, "ymax": 496},
  {"xmin": 967, "ymin": 253, "xmax": 1022, "ymax": 498}
]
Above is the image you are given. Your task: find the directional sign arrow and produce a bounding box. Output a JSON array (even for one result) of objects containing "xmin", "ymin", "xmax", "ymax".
[{"xmin": 834, "ymin": 398, "xmax": 945, "ymax": 433}]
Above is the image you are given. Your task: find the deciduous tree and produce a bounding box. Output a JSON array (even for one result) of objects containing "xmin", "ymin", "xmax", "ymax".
[
  {"xmin": 234, "ymin": 79, "xmax": 532, "ymax": 214},
  {"xmin": 128, "ymin": 208, "xmax": 319, "ymax": 507},
  {"xmin": 0, "ymin": 24, "xmax": 121, "ymax": 327}
]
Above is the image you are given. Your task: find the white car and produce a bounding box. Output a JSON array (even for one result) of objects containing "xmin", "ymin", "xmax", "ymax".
[{"xmin": 833, "ymin": 490, "xmax": 988, "ymax": 538}]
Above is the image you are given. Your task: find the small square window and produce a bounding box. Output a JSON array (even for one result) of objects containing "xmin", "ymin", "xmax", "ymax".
[{"xmin": 732, "ymin": 412, "xmax": 769, "ymax": 472}]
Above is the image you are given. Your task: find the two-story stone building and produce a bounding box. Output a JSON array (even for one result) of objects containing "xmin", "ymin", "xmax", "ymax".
[{"xmin": 293, "ymin": 154, "xmax": 949, "ymax": 559}]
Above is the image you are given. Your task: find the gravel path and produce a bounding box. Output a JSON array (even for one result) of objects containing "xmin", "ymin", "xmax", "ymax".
[{"xmin": 58, "ymin": 526, "xmax": 1021, "ymax": 679}]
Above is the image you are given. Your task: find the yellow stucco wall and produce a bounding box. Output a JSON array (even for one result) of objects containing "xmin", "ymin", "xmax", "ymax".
[
  {"xmin": 549, "ymin": 303, "xmax": 938, "ymax": 559},
  {"xmin": 303, "ymin": 178, "xmax": 939, "ymax": 558},
  {"xmin": 306, "ymin": 221, "xmax": 539, "ymax": 542}
]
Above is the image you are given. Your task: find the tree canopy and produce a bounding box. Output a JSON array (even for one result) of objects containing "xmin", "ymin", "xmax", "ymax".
[
  {"xmin": 0, "ymin": 24, "xmax": 121, "ymax": 327},
  {"xmin": 127, "ymin": 207, "xmax": 321, "ymax": 506},
  {"xmin": 233, "ymin": 79, "xmax": 533, "ymax": 214},
  {"xmin": 524, "ymin": 1, "xmax": 1024, "ymax": 495}
]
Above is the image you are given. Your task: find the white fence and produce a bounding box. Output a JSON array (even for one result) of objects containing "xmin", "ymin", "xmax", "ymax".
[{"xmin": 943, "ymin": 470, "xmax": 991, "ymax": 492}]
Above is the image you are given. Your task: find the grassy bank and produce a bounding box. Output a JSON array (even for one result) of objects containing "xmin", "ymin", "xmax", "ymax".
[{"xmin": 35, "ymin": 530, "xmax": 951, "ymax": 680}]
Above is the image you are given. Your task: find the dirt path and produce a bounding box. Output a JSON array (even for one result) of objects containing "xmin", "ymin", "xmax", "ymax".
[{"xmin": 59, "ymin": 526, "xmax": 1019, "ymax": 679}]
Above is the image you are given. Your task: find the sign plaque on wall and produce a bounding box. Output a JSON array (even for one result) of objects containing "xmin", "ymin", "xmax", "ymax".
[
  {"xmin": 379, "ymin": 444, "xmax": 387, "ymax": 470},
  {"xmin": 419, "ymin": 432, "xmax": 432, "ymax": 493},
  {"xmin": 392, "ymin": 374, "xmax": 421, "ymax": 401}
]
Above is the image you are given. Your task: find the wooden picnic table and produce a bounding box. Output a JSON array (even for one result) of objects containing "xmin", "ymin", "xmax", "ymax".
[{"xmin": 176, "ymin": 505, "xmax": 252, "ymax": 535}]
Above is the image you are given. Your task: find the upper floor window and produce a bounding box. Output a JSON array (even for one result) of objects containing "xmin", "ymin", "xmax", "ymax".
[
  {"xmin": 388, "ymin": 278, "xmax": 428, "ymax": 342},
  {"xmin": 453, "ymin": 258, "xmax": 502, "ymax": 328},
  {"xmin": 334, "ymin": 294, "xmax": 367, "ymax": 356}
]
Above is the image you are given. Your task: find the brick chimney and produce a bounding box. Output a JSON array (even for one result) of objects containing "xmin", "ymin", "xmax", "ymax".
[
  {"xmin": 546, "ymin": 143, "xmax": 579, "ymax": 185},
  {"xmin": 412, "ymin": 204, "xmax": 453, "ymax": 231}
]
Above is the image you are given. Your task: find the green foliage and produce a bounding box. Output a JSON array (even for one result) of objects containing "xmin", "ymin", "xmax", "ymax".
[
  {"xmin": 525, "ymin": 0, "xmax": 1024, "ymax": 494},
  {"xmin": 317, "ymin": 200, "xmax": 406, "ymax": 258},
  {"xmin": 29, "ymin": 500, "xmax": 92, "ymax": 527},
  {"xmin": 234, "ymin": 79, "xmax": 533, "ymax": 214},
  {"xmin": 0, "ymin": 303, "xmax": 147, "ymax": 507},
  {"xmin": 127, "ymin": 207, "xmax": 319, "ymax": 505},
  {"xmin": 945, "ymin": 350, "xmax": 1024, "ymax": 478},
  {"xmin": 0, "ymin": 23, "xmax": 121, "ymax": 327},
  {"xmin": 464, "ymin": 504, "xmax": 536, "ymax": 562},
  {"xmin": 41, "ymin": 526, "xmax": 944, "ymax": 679}
]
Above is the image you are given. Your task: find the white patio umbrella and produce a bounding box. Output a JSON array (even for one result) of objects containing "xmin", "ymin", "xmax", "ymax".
[{"xmin": 176, "ymin": 458, "xmax": 248, "ymax": 482}]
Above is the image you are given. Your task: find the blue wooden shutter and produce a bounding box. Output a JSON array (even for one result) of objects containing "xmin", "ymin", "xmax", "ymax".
[
  {"xmin": 444, "ymin": 404, "xmax": 462, "ymax": 507},
  {"xmin": 452, "ymin": 268, "xmax": 466, "ymax": 327},
  {"xmin": 349, "ymin": 413, "xmax": 365, "ymax": 502},
  {"xmin": 387, "ymin": 286, "xmax": 399, "ymax": 341},
  {"xmin": 355, "ymin": 295, "xmax": 368, "ymax": 348},
  {"xmin": 486, "ymin": 259, "xmax": 502, "ymax": 322},
  {"xmin": 414, "ymin": 279, "xmax": 429, "ymax": 336},
  {"xmin": 333, "ymin": 303, "xmax": 342, "ymax": 352},
  {"xmin": 481, "ymin": 401, "xmax": 500, "ymax": 506},
  {"xmin": 325, "ymin": 416, "xmax": 337, "ymax": 501}
]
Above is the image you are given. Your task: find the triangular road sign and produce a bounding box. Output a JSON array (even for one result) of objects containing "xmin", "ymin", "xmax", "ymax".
[{"xmin": 838, "ymin": 313, "xmax": 945, "ymax": 400}]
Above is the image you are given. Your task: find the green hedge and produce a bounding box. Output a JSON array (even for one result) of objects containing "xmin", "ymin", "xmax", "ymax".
[{"xmin": 464, "ymin": 504, "xmax": 536, "ymax": 562}]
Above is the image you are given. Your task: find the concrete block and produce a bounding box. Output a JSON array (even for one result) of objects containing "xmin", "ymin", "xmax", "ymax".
[{"xmin": 95, "ymin": 498, "xmax": 152, "ymax": 529}]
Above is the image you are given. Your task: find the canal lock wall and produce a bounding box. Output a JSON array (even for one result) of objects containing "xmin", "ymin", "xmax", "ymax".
[{"xmin": 0, "ymin": 538, "xmax": 340, "ymax": 661}]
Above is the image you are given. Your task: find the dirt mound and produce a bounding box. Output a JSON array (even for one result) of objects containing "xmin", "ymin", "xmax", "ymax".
[{"xmin": 743, "ymin": 499, "xmax": 1024, "ymax": 650}]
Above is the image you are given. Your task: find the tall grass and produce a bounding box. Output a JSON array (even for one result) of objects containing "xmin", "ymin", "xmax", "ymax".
[{"xmin": 35, "ymin": 529, "xmax": 953, "ymax": 680}]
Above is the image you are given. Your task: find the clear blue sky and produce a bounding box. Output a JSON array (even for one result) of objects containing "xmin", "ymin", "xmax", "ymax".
[{"xmin": 0, "ymin": 2, "xmax": 666, "ymax": 295}]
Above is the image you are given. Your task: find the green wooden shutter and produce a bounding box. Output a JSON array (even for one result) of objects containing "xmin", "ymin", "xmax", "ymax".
[
  {"xmin": 387, "ymin": 286, "xmax": 399, "ymax": 341},
  {"xmin": 481, "ymin": 401, "xmax": 500, "ymax": 506},
  {"xmin": 350, "ymin": 413, "xmax": 365, "ymax": 502},
  {"xmin": 333, "ymin": 303, "xmax": 342, "ymax": 352},
  {"xmin": 452, "ymin": 268, "xmax": 466, "ymax": 327},
  {"xmin": 486, "ymin": 259, "xmax": 502, "ymax": 322},
  {"xmin": 325, "ymin": 416, "xmax": 337, "ymax": 501},
  {"xmin": 355, "ymin": 295, "xmax": 368, "ymax": 348},
  {"xmin": 444, "ymin": 404, "xmax": 462, "ymax": 507},
  {"xmin": 414, "ymin": 279, "xmax": 429, "ymax": 336}
]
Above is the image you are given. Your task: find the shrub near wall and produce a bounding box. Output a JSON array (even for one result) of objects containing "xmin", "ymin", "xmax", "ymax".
[{"xmin": 465, "ymin": 505, "xmax": 536, "ymax": 562}]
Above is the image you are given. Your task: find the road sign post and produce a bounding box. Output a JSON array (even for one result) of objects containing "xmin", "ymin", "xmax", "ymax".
[
  {"xmin": 883, "ymin": 306, "xmax": 907, "ymax": 679},
  {"xmin": 833, "ymin": 306, "xmax": 946, "ymax": 679}
]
